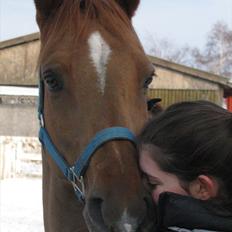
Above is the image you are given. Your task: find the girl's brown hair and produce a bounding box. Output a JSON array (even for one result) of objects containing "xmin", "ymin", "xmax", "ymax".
[{"xmin": 138, "ymin": 101, "xmax": 232, "ymax": 211}]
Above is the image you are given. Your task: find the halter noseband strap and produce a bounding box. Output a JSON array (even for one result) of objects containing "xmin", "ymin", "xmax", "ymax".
[{"xmin": 38, "ymin": 81, "xmax": 137, "ymax": 202}]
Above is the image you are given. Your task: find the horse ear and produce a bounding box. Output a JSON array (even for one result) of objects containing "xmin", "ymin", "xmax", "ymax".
[
  {"xmin": 115, "ymin": 0, "xmax": 140, "ymax": 19},
  {"xmin": 34, "ymin": 0, "xmax": 63, "ymax": 23}
]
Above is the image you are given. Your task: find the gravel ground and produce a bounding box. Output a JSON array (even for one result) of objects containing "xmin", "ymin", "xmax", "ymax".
[{"xmin": 0, "ymin": 178, "xmax": 44, "ymax": 232}]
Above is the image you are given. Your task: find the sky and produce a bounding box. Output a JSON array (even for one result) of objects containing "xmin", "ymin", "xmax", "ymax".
[{"xmin": 0, "ymin": 0, "xmax": 232, "ymax": 51}]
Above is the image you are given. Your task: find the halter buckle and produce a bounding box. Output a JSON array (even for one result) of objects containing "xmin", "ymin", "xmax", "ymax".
[{"xmin": 69, "ymin": 166, "xmax": 85, "ymax": 202}]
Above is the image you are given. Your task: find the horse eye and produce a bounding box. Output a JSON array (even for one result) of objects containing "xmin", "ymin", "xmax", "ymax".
[
  {"xmin": 143, "ymin": 76, "xmax": 153, "ymax": 89},
  {"xmin": 43, "ymin": 71, "xmax": 63, "ymax": 92}
]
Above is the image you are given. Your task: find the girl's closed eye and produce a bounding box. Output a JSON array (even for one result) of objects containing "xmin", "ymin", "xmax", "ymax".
[
  {"xmin": 142, "ymin": 173, "xmax": 162, "ymax": 191},
  {"xmin": 147, "ymin": 177, "xmax": 162, "ymax": 190},
  {"xmin": 147, "ymin": 181, "xmax": 159, "ymax": 189}
]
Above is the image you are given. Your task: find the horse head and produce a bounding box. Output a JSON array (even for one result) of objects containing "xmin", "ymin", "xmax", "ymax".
[{"xmin": 34, "ymin": 0, "xmax": 155, "ymax": 231}]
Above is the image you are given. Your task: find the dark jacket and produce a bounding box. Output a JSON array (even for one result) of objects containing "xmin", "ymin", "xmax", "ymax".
[{"xmin": 154, "ymin": 192, "xmax": 232, "ymax": 232}]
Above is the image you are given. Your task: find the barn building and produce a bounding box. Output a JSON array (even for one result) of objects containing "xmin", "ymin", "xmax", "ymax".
[{"xmin": 148, "ymin": 56, "xmax": 232, "ymax": 109}]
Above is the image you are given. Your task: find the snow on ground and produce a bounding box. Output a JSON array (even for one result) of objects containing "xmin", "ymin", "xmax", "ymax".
[{"xmin": 0, "ymin": 178, "xmax": 44, "ymax": 232}]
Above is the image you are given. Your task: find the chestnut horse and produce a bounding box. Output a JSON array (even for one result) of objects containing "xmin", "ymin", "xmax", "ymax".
[{"xmin": 34, "ymin": 0, "xmax": 155, "ymax": 231}]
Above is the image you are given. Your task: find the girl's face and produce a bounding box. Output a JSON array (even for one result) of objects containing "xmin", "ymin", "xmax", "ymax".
[{"xmin": 139, "ymin": 149, "xmax": 188, "ymax": 203}]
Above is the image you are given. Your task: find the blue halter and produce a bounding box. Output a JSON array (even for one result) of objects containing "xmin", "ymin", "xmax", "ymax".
[{"xmin": 38, "ymin": 81, "xmax": 137, "ymax": 202}]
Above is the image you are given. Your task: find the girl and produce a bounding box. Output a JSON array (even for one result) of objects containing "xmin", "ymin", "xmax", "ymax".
[{"xmin": 138, "ymin": 101, "xmax": 232, "ymax": 231}]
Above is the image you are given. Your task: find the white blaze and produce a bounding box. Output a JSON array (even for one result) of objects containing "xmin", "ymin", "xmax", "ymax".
[{"xmin": 88, "ymin": 31, "xmax": 112, "ymax": 95}]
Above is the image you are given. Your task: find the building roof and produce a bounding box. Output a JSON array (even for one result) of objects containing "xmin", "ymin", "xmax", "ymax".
[
  {"xmin": 148, "ymin": 55, "xmax": 232, "ymax": 89},
  {"xmin": 0, "ymin": 33, "xmax": 40, "ymax": 50}
]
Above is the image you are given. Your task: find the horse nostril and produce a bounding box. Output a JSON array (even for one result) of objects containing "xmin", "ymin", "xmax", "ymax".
[
  {"xmin": 87, "ymin": 195, "xmax": 155, "ymax": 232},
  {"xmin": 88, "ymin": 197, "xmax": 126, "ymax": 231},
  {"xmin": 88, "ymin": 197, "xmax": 104, "ymax": 223}
]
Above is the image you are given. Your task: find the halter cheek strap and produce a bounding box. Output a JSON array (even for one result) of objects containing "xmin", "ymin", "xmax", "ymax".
[{"xmin": 38, "ymin": 81, "xmax": 137, "ymax": 203}]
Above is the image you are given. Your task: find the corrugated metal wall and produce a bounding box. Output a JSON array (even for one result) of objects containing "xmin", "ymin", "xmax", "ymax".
[{"xmin": 148, "ymin": 89, "xmax": 221, "ymax": 108}]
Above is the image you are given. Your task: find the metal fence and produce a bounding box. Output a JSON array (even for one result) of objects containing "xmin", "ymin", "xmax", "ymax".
[{"xmin": 0, "ymin": 136, "xmax": 41, "ymax": 179}]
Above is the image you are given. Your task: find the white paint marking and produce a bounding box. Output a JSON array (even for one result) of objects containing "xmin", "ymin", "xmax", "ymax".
[{"xmin": 88, "ymin": 31, "xmax": 112, "ymax": 95}]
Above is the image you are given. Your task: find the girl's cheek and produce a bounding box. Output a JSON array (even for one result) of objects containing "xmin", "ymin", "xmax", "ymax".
[
  {"xmin": 151, "ymin": 186, "xmax": 189, "ymax": 204},
  {"xmin": 168, "ymin": 185, "xmax": 189, "ymax": 197},
  {"xmin": 152, "ymin": 188, "xmax": 162, "ymax": 203}
]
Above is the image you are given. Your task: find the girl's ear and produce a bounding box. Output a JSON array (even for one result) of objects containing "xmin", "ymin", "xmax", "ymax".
[{"xmin": 189, "ymin": 175, "xmax": 219, "ymax": 200}]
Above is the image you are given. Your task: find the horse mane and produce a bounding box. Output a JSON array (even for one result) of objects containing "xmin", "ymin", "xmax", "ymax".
[{"xmin": 39, "ymin": 0, "xmax": 143, "ymax": 62}]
